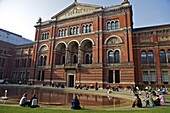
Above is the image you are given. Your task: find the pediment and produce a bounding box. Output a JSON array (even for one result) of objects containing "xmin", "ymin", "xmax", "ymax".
[{"xmin": 52, "ymin": 2, "xmax": 102, "ymax": 20}]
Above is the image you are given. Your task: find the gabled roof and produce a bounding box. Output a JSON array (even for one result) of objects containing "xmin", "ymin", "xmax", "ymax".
[{"xmin": 51, "ymin": 1, "xmax": 103, "ymax": 20}]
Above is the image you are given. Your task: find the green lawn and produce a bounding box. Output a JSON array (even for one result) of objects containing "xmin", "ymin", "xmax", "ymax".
[{"xmin": 0, "ymin": 106, "xmax": 170, "ymax": 113}]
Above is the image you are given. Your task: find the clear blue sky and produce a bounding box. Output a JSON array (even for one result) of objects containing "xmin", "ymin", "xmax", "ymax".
[{"xmin": 0, "ymin": 0, "xmax": 170, "ymax": 41}]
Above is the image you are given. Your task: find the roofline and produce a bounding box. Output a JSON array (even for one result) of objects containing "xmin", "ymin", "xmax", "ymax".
[
  {"xmin": 0, "ymin": 28, "xmax": 22, "ymax": 37},
  {"xmin": 51, "ymin": 2, "xmax": 102, "ymax": 19},
  {"xmin": 133, "ymin": 24, "xmax": 170, "ymax": 31}
]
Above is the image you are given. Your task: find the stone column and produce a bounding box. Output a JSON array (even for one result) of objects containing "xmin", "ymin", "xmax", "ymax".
[{"xmin": 78, "ymin": 46, "xmax": 82, "ymax": 64}]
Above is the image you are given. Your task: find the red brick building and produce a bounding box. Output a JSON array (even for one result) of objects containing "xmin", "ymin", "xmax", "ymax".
[{"xmin": 1, "ymin": 0, "xmax": 170, "ymax": 88}]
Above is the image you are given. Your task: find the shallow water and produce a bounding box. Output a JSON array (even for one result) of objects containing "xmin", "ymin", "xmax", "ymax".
[{"xmin": 0, "ymin": 86, "xmax": 132, "ymax": 108}]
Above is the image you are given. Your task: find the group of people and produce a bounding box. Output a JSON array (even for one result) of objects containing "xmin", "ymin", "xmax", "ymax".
[
  {"xmin": 132, "ymin": 85, "xmax": 167, "ymax": 108},
  {"xmin": 19, "ymin": 93, "xmax": 39, "ymax": 108}
]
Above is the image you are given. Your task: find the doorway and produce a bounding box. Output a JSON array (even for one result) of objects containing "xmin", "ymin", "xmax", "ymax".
[{"xmin": 68, "ymin": 75, "xmax": 74, "ymax": 87}]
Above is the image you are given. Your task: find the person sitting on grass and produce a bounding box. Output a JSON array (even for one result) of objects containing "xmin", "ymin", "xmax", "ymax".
[
  {"xmin": 71, "ymin": 95, "xmax": 81, "ymax": 110},
  {"xmin": 19, "ymin": 93, "xmax": 30, "ymax": 107},
  {"xmin": 154, "ymin": 95, "xmax": 161, "ymax": 106},
  {"xmin": 132, "ymin": 94, "xmax": 142, "ymax": 108},
  {"xmin": 30, "ymin": 94, "xmax": 39, "ymax": 108}
]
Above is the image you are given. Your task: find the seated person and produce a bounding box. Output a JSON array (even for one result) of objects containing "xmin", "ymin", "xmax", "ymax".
[
  {"xmin": 71, "ymin": 95, "xmax": 81, "ymax": 110},
  {"xmin": 30, "ymin": 94, "xmax": 39, "ymax": 108},
  {"xmin": 154, "ymin": 95, "xmax": 161, "ymax": 106},
  {"xmin": 160, "ymin": 87, "xmax": 166, "ymax": 94},
  {"xmin": 132, "ymin": 94, "xmax": 142, "ymax": 108},
  {"xmin": 19, "ymin": 93, "xmax": 30, "ymax": 107},
  {"xmin": 159, "ymin": 93, "xmax": 165, "ymax": 105}
]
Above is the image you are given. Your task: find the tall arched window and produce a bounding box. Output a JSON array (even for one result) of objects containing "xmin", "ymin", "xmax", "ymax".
[
  {"xmin": 114, "ymin": 50, "xmax": 120, "ymax": 63},
  {"xmin": 61, "ymin": 55, "xmax": 65, "ymax": 64},
  {"xmin": 73, "ymin": 55, "xmax": 78, "ymax": 64},
  {"xmin": 82, "ymin": 25, "xmax": 86, "ymax": 33},
  {"xmin": 108, "ymin": 51, "xmax": 114, "ymax": 63},
  {"xmin": 44, "ymin": 56, "xmax": 47, "ymax": 66},
  {"xmin": 168, "ymin": 49, "xmax": 170, "ymax": 63},
  {"xmin": 107, "ymin": 22, "xmax": 111, "ymax": 31},
  {"xmin": 39, "ymin": 56, "xmax": 43, "ymax": 66},
  {"xmin": 111, "ymin": 21, "xmax": 115, "ymax": 30},
  {"xmin": 85, "ymin": 54, "xmax": 90, "ymax": 64},
  {"xmin": 141, "ymin": 51, "xmax": 147, "ymax": 64},
  {"xmin": 76, "ymin": 27, "xmax": 79, "ymax": 34},
  {"xmin": 148, "ymin": 51, "xmax": 154, "ymax": 64},
  {"xmin": 89, "ymin": 24, "xmax": 92, "ymax": 32},
  {"xmin": 73, "ymin": 27, "xmax": 76, "ymax": 35},
  {"xmin": 115, "ymin": 21, "xmax": 119, "ymax": 29},
  {"xmin": 86, "ymin": 25, "xmax": 89, "ymax": 33},
  {"xmin": 160, "ymin": 50, "xmax": 166, "ymax": 63}
]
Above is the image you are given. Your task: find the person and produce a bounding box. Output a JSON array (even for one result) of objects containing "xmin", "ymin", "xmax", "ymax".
[
  {"xmin": 132, "ymin": 94, "xmax": 142, "ymax": 108},
  {"xmin": 30, "ymin": 94, "xmax": 39, "ymax": 108},
  {"xmin": 144, "ymin": 92, "xmax": 150, "ymax": 107},
  {"xmin": 159, "ymin": 93, "xmax": 165, "ymax": 105},
  {"xmin": 19, "ymin": 93, "xmax": 30, "ymax": 107},
  {"xmin": 154, "ymin": 95, "xmax": 161, "ymax": 106},
  {"xmin": 148, "ymin": 95, "xmax": 155, "ymax": 107},
  {"xmin": 71, "ymin": 95, "xmax": 81, "ymax": 110}
]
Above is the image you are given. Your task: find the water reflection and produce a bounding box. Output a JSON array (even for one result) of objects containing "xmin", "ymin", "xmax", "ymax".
[{"xmin": 0, "ymin": 86, "xmax": 130, "ymax": 108}]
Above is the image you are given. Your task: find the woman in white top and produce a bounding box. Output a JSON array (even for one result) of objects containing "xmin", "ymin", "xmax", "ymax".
[
  {"xmin": 19, "ymin": 93, "xmax": 30, "ymax": 107},
  {"xmin": 30, "ymin": 94, "xmax": 39, "ymax": 108}
]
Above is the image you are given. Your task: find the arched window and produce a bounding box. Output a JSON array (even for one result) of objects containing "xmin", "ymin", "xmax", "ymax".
[
  {"xmin": 39, "ymin": 56, "xmax": 43, "ymax": 66},
  {"xmin": 62, "ymin": 29, "xmax": 64, "ymax": 36},
  {"xmin": 85, "ymin": 54, "xmax": 90, "ymax": 64},
  {"xmin": 107, "ymin": 22, "xmax": 111, "ymax": 31},
  {"xmin": 61, "ymin": 56, "xmax": 65, "ymax": 64},
  {"xmin": 73, "ymin": 55, "xmax": 78, "ymax": 64},
  {"xmin": 64, "ymin": 29, "xmax": 67, "ymax": 36},
  {"xmin": 141, "ymin": 51, "xmax": 147, "ymax": 64},
  {"xmin": 168, "ymin": 49, "xmax": 170, "ymax": 63},
  {"xmin": 115, "ymin": 21, "xmax": 119, "ymax": 29},
  {"xmin": 76, "ymin": 27, "xmax": 79, "ymax": 34},
  {"xmin": 73, "ymin": 27, "xmax": 76, "ymax": 35},
  {"xmin": 42, "ymin": 33, "xmax": 45, "ymax": 40},
  {"xmin": 160, "ymin": 50, "xmax": 166, "ymax": 63},
  {"xmin": 111, "ymin": 21, "xmax": 115, "ymax": 30},
  {"xmin": 148, "ymin": 51, "xmax": 154, "ymax": 64},
  {"xmin": 44, "ymin": 56, "xmax": 47, "ymax": 66},
  {"xmin": 82, "ymin": 25, "xmax": 86, "ymax": 33},
  {"xmin": 108, "ymin": 51, "xmax": 114, "ymax": 63},
  {"xmin": 86, "ymin": 25, "xmax": 89, "ymax": 33},
  {"xmin": 114, "ymin": 50, "xmax": 120, "ymax": 63},
  {"xmin": 89, "ymin": 24, "xmax": 92, "ymax": 32}
]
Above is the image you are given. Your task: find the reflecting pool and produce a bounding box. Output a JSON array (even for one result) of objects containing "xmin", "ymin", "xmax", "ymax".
[{"xmin": 0, "ymin": 86, "xmax": 132, "ymax": 109}]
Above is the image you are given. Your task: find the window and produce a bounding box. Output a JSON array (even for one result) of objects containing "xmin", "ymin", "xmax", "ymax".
[
  {"xmin": 44, "ymin": 56, "xmax": 47, "ymax": 66},
  {"xmin": 37, "ymin": 71, "xmax": 45, "ymax": 81},
  {"xmin": 0, "ymin": 72, "xmax": 3, "ymax": 79},
  {"xmin": 111, "ymin": 22, "xmax": 115, "ymax": 30},
  {"xmin": 70, "ymin": 26, "xmax": 79, "ymax": 35},
  {"xmin": 108, "ymin": 70, "xmax": 113, "ymax": 83},
  {"xmin": 89, "ymin": 24, "xmax": 92, "ymax": 32},
  {"xmin": 143, "ymin": 71, "xmax": 148, "ymax": 84},
  {"xmin": 150, "ymin": 71, "xmax": 156, "ymax": 84},
  {"xmin": 108, "ymin": 51, "xmax": 114, "ymax": 63},
  {"xmin": 61, "ymin": 55, "xmax": 65, "ymax": 64},
  {"xmin": 141, "ymin": 51, "xmax": 147, "ymax": 64},
  {"xmin": 148, "ymin": 51, "xmax": 154, "ymax": 64},
  {"xmin": 160, "ymin": 50, "xmax": 166, "ymax": 63},
  {"xmin": 73, "ymin": 55, "xmax": 78, "ymax": 64},
  {"xmin": 28, "ymin": 58, "xmax": 31, "ymax": 67},
  {"xmin": 85, "ymin": 54, "xmax": 92, "ymax": 64},
  {"xmin": 168, "ymin": 49, "xmax": 170, "ymax": 63},
  {"xmin": 115, "ymin": 21, "xmax": 119, "ymax": 29},
  {"xmin": 82, "ymin": 24, "xmax": 93, "ymax": 34},
  {"xmin": 107, "ymin": 22, "xmax": 111, "ymax": 31},
  {"xmin": 162, "ymin": 71, "xmax": 168, "ymax": 84},
  {"xmin": 39, "ymin": 56, "xmax": 43, "ymax": 66},
  {"xmin": 42, "ymin": 32, "xmax": 49, "ymax": 40},
  {"xmin": 114, "ymin": 50, "xmax": 120, "ymax": 63}
]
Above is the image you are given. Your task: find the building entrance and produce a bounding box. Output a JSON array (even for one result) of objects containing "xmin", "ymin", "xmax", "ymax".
[{"xmin": 68, "ymin": 75, "xmax": 74, "ymax": 87}]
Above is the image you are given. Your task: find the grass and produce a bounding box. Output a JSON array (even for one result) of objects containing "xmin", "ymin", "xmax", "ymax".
[{"xmin": 1, "ymin": 106, "xmax": 170, "ymax": 113}]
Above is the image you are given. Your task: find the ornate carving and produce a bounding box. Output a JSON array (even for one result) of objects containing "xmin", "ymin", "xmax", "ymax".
[
  {"xmin": 158, "ymin": 36, "xmax": 170, "ymax": 41},
  {"xmin": 107, "ymin": 37, "xmax": 121, "ymax": 45},
  {"xmin": 140, "ymin": 37, "xmax": 153, "ymax": 43}
]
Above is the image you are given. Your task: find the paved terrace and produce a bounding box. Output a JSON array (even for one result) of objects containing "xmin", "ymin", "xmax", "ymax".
[{"xmin": 0, "ymin": 84, "xmax": 170, "ymax": 110}]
